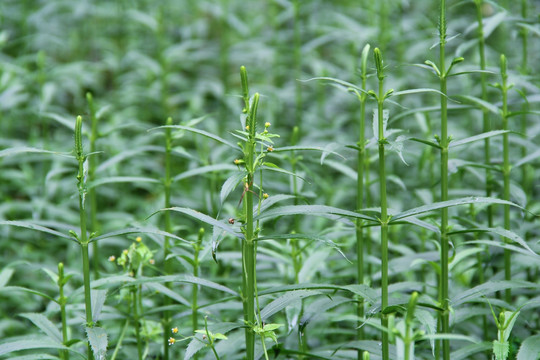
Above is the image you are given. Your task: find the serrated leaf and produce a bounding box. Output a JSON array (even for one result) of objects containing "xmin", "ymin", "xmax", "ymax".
[
  {"xmin": 372, "ymin": 108, "xmax": 389, "ymax": 139},
  {"xmin": 493, "ymin": 340, "xmax": 509, "ymax": 360},
  {"xmin": 91, "ymin": 290, "xmax": 107, "ymax": 324},
  {"xmin": 517, "ymin": 334, "xmax": 540, "ymax": 360},
  {"xmin": 86, "ymin": 327, "xmax": 107, "ymax": 360},
  {"xmin": 19, "ymin": 313, "xmax": 62, "ymax": 343}
]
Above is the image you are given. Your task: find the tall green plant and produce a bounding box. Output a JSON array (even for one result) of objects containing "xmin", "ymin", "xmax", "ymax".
[
  {"xmin": 239, "ymin": 66, "xmax": 259, "ymax": 360},
  {"xmin": 354, "ymin": 43, "xmax": 370, "ymax": 350},
  {"xmin": 494, "ymin": 54, "xmax": 512, "ymax": 302},
  {"xmin": 73, "ymin": 115, "xmax": 95, "ymax": 360},
  {"xmin": 370, "ymin": 47, "xmax": 393, "ymax": 360}
]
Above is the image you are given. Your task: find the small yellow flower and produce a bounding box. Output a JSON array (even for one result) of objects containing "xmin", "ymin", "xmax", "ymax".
[
  {"xmin": 122, "ymin": 249, "xmax": 128, "ymax": 255},
  {"xmin": 172, "ymin": 327, "xmax": 179, "ymax": 334},
  {"xmin": 108, "ymin": 255, "xmax": 116, "ymax": 262},
  {"xmin": 263, "ymin": 193, "xmax": 269, "ymax": 199},
  {"xmin": 267, "ymin": 146, "xmax": 274, "ymax": 152},
  {"xmin": 234, "ymin": 159, "xmax": 241, "ymax": 165},
  {"xmin": 265, "ymin": 122, "xmax": 271, "ymax": 128},
  {"xmin": 136, "ymin": 236, "xmax": 142, "ymax": 242},
  {"xmin": 149, "ymin": 259, "xmax": 155, "ymax": 265},
  {"xmin": 245, "ymin": 125, "xmax": 250, "ymax": 131},
  {"xmin": 168, "ymin": 337, "xmax": 176, "ymax": 346}
]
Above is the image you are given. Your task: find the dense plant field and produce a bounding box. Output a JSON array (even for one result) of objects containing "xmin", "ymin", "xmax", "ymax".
[{"xmin": 1, "ymin": 0, "xmax": 539, "ymax": 359}]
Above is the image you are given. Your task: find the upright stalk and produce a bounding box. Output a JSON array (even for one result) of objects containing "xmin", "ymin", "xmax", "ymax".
[
  {"xmin": 58, "ymin": 262, "xmax": 69, "ymax": 360},
  {"xmin": 519, "ymin": 0, "xmax": 531, "ymax": 200},
  {"xmin": 498, "ymin": 55, "xmax": 512, "ymax": 303},
  {"xmin": 355, "ymin": 44, "xmax": 370, "ymax": 352},
  {"xmin": 473, "ymin": 0, "xmax": 490, "ymax": 347},
  {"xmin": 192, "ymin": 228, "xmax": 204, "ymax": 335},
  {"xmin": 132, "ymin": 287, "xmax": 143, "ymax": 360},
  {"xmin": 474, "ymin": 0, "xmax": 493, "ymax": 227},
  {"xmin": 74, "ymin": 115, "xmax": 94, "ymax": 360},
  {"xmin": 438, "ymin": 1, "xmax": 450, "ymax": 358},
  {"xmin": 162, "ymin": 116, "xmax": 173, "ymax": 360},
  {"xmin": 373, "ymin": 48, "xmax": 389, "ymax": 360},
  {"xmin": 240, "ymin": 66, "xmax": 259, "ymax": 360},
  {"xmin": 293, "ymin": 0, "xmax": 302, "ymax": 126},
  {"xmin": 86, "ymin": 93, "xmax": 100, "ymax": 280}
]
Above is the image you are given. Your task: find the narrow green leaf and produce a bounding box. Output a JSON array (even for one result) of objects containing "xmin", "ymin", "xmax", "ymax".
[
  {"xmin": 261, "ymin": 290, "xmax": 321, "ymax": 320},
  {"xmin": 156, "ymin": 207, "xmax": 243, "ymax": 238},
  {"xmin": 0, "ymin": 286, "xmax": 57, "ymax": 303},
  {"xmin": 409, "ymin": 137, "xmax": 442, "ymax": 149},
  {"xmin": 450, "ymin": 342, "xmax": 493, "ymax": 360},
  {"xmin": 254, "ymin": 205, "xmax": 376, "ymax": 222},
  {"xmin": 514, "ymin": 148, "xmax": 540, "ymax": 168},
  {"xmin": 392, "ymin": 88, "xmax": 445, "ymax": 97},
  {"xmin": 86, "ymin": 327, "xmax": 107, "ymax": 360},
  {"xmin": 391, "ymin": 197, "xmax": 524, "ymax": 221},
  {"xmin": 0, "ymin": 268, "xmax": 14, "ymax": 288},
  {"xmin": 19, "ymin": 313, "xmax": 62, "ymax": 344},
  {"xmin": 451, "ymin": 228, "xmax": 538, "ymax": 257},
  {"xmin": 152, "ymin": 125, "xmax": 239, "ymax": 150},
  {"xmin": 0, "ymin": 335, "xmax": 82, "ymax": 356},
  {"xmin": 145, "ymin": 282, "xmax": 191, "ymax": 306},
  {"xmin": 87, "ymin": 176, "xmax": 160, "ymax": 189},
  {"xmin": 455, "ymin": 95, "xmax": 500, "ymax": 115},
  {"xmin": 0, "ymin": 147, "xmax": 72, "ymax": 159},
  {"xmin": 173, "ymin": 164, "xmax": 237, "ymax": 182},
  {"xmin": 451, "ymin": 280, "xmax": 537, "ymax": 306},
  {"xmin": 131, "ymin": 275, "xmax": 238, "ymax": 296},
  {"xmin": 449, "ymin": 130, "xmax": 510, "ymax": 148},
  {"xmin": 220, "ymin": 172, "xmax": 245, "ymax": 204},
  {"xmin": 0, "ymin": 221, "xmax": 74, "ymax": 241},
  {"xmin": 90, "ymin": 227, "xmax": 188, "ymax": 244}
]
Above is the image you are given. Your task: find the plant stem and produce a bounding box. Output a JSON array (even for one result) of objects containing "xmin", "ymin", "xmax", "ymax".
[
  {"xmin": 163, "ymin": 116, "xmax": 173, "ymax": 360},
  {"xmin": 132, "ymin": 287, "xmax": 143, "ymax": 360},
  {"xmin": 356, "ymin": 44, "xmax": 370, "ymax": 354},
  {"xmin": 499, "ymin": 54, "xmax": 512, "ymax": 303},
  {"xmin": 374, "ymin": 48, "xmax": 389, "ymax": 360},
  {"xmin": 193, "ymin": 228, "xmax": 204, "ymax": 335},
  {"xmin": 438, "ymin": 1, "xmax": 450, "ymax": 358},
  {"xmin": 58, "ymin": 262, "xmax": 69, "ymax": 360},
  {"xmin": 473, "ymin": 1, "xmax": 490, "ymax": 350},
  {"xmin": 240, "ymin": 66, "xmax": 259, "ymax": 360},
  {"xmin": 293, "ymin": 0, "xmax": 302, "ymax": 126},
  {"xmin": 75, "ymin": 115, "xmax": 95, "ymax": 360},
  {"xmin": 86, "ymin": 93, "xmax": 100, "ymax": 280}
]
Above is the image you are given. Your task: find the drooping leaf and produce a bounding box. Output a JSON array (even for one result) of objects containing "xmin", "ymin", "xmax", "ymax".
[
  {"xmin": 91, "ymin": 290, "xmax": 107, "ymax": 324},
  {"xmin": 155, "ymin": 207, "xmax": 243, "ymax": 238},
  {"xmin": 0, "ymin": 221, "xmax": 74, "ymax": 241},
  {"xmin": 19, "ymin": 313, "xmax": 62, "ymax": 344},
  {"xmin": 452, "ymin": 280, "xmax": 537, "ymax": 306},
  {"xmin": 0, "ymin": 335, "xmax": 81, "ymax": 356},
  {"xmin": 87, "ymin": 176, "xmax": 160, "ymax": 189},
  {"xmin": 220, "ymin": 172, "xmax": 245, "ymax": 204},
  {"xmin": 261, "ymin": 290, "xmax": 322, "ymax": 320},
  {"xmin": 0, "ymin": 267, "xmax": 15, "ymax": 288},
  {"xmin": 391, "ymin": 197, "xmax": 525, "ymax": 221},
  {"xmin": 173, "ymin": 164, "xmax": 237, "ymax": 182},
  {"xmin": 90, "ymin": 227, "xmax": 189, "ymax": 244},
  {"xmin": 0, "ymin": 147, "xmax": 72, "ymax": 159},
  {"xmin": 255, "ymin": 205, "xmax": 376, "ymax": 222},
  {"xmin": 449, "ymin": 130, "xmax": 510, "ymax": 148},
  {"xmin": 153, "ymin": 125, "xmax": 239, "ymax": 150}
]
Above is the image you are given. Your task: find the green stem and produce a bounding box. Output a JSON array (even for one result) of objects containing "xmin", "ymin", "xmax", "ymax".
[
  {"xmin": 163, "ymin": 117, "xmax": 173, "ymax": 360},
  {"xmin": 374, "ymin": 48, "xmax": 389, "ymax": 360},
  {"xmin": 193, "ymin": 228, "xmax": 204, "ymax": 336},
  {"xmin": 499, "ymin": 54, "xmax": 511, "ymax": 303},
  {"xmin": 86, "ymin": 93, "xmax": 100, "ymax": 280},
  {"xmin": 75, "ymin": 116, "xmax": 94, "ymax": 360},
  {"xmin": 240, "ymin": 67, "xmax": 258, "ymax": 360},
  {"xmin": 132, "ymin": 287, "xmax": 143, "ymax": 360},
  {"xmin": 293, "ymin": 0, "xmax": 302, "ymax": 126},
  {"xmin": 356, "ymin": 44, "xmax": 370, "ymax": 354},
  {"xmin": 111, "ymin": 319, "xmax": 130, "ymax": 360},
  {"xmin": 438, "ymin": 1, "xmax": 450, "ymax": 358},
  {"xmin": 58, "ymin": 263, "xmax": 69, "ymax": 360}
]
